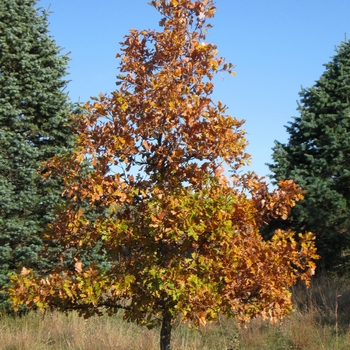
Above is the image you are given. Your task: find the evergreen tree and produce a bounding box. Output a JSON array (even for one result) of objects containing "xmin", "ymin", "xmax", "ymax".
[
  {"xmin": 0, "ymin": 0, "xmax": 74, "ymax": 300},
  {"xmin": 268, "ymin": 39, "xmax": 350, "ymax": 268}
]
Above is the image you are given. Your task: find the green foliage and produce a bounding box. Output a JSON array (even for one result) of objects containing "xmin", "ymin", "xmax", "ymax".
[
  {"xmin": 0, "ymin": 0, "xmax": 75, "ymax": 306},
  {"xmin": 267, "ymin": 39, "xmax": 350, "ymax": 269}
]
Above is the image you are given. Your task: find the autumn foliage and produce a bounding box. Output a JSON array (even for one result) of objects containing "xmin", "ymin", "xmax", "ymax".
[{"xmin": 8, "ymin": 0, "xmax": 318, "ymax": 349}]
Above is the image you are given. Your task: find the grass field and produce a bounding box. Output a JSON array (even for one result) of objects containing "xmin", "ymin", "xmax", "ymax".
[{"xmin": 1, "ymin": 274, "xmax": 350, "ymax": 349}]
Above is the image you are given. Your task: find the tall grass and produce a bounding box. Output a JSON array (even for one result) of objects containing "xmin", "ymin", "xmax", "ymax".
[{"xmin": 1, "ymin": 274, "xmax": 350, "ymax": 349}]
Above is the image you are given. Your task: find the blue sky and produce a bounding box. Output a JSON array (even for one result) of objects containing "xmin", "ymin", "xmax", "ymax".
[{"xmin": 37, "ymin": 0, "xmax": 350, "ymax": 181}]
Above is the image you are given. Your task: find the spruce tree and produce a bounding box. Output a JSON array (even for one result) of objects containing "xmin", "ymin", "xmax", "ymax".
[
  {"xmin": 268, "ymin": 39, "xmax": 350, "ymax": 269},
  {"xmin": 0, "ymin": 0, "xmax": 74, "ymax": 300}
]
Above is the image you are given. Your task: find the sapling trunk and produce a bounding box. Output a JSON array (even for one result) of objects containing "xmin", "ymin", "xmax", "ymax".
[{"xmin": 160, "ymin": 310, "xmax": 172, "ymax": 350}]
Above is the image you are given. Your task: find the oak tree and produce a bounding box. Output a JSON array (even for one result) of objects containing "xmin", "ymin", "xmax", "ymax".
[{"xmin": 9, "ymin": 1, "xmax": 318, "ymax": 349}]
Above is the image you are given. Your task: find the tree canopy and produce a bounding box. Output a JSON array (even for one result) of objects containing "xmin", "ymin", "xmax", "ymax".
[
  {"xmin": 268, "ymin": 39, "xmax": 350, "ymax": 269},
  {"xmin": 9, "ymin": 1, "xmax": 318, "ymax": 349},
  {"xmin": 0, "ymin": 0, "xmax": 75, "ymax": 307}
]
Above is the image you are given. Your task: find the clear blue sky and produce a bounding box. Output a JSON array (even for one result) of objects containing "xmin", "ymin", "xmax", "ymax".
[{"xmin": 37, "ymin": 0, "xmax": 350, "ymax": 180}]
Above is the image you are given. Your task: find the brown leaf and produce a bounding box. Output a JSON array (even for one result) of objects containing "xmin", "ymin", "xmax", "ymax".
[
  {"xmin": 20, "ymin": 267, "xmax": 30, "ymax": 276},
  {"xmin": 75, "ymin": 261, "xmax": 83, "ymax": 274}
]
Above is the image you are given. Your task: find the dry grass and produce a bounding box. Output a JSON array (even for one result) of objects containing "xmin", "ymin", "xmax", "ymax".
[
  {"xmin": 237, "ymin": 274, "xmax": 350, "ymax": 350},
  {"xmin": 1, "ymin": 274, "xmax": 350, "ymax": 349},
  {"xmin": 0, "ymin": 311, "xmax": 160, "ymax": 350}
]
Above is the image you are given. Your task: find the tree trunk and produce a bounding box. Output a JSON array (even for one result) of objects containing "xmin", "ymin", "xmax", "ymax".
[{"xmin": 160, "ymin": 310, "xmax": 172, "ymax": 350}]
